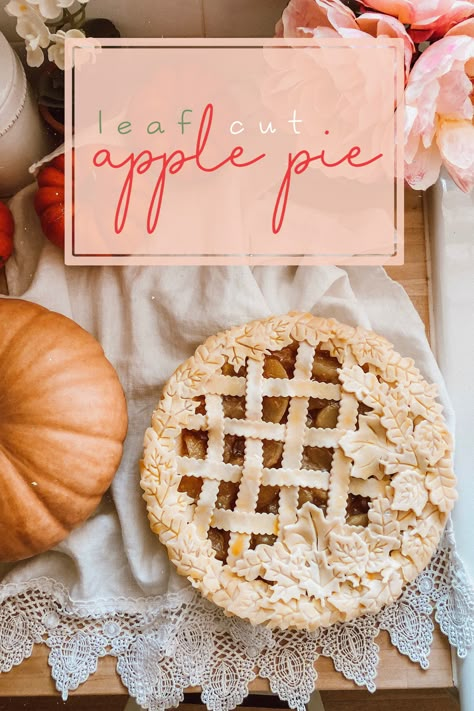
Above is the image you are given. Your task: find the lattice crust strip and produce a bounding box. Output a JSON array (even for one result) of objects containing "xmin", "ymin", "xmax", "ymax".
[
  {"xmin": 141, "ymin": 312, "xmax": 456, "ymax": 631},
  {"xmin": 192, "ymin": 393, "xmax": 224, "ymax": 537}
]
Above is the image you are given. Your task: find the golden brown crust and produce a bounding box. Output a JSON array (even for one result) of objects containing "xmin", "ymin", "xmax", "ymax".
[{"xmin": 141, "ymin": 312, "xmax": 455, "ymax": 630}]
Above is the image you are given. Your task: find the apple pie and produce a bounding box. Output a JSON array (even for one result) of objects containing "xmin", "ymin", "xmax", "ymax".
[{"xmin": 141, "ymin": 312, "xmax": 456, "ymax": 629}]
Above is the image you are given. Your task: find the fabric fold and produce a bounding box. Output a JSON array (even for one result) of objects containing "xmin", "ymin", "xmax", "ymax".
[{"xmin": 0, "ymin": 185, "xmax": 454, "ymax": 603}]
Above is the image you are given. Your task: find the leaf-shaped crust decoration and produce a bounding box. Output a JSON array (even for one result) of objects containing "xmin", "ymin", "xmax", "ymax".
[
  {"xmin": 325, "ymin": 321, "xmax": 356, "ymax": 360},
  {"xmin": 156, "ymin": 464, "xmax": 180, "ymax": 503},
  {"xmin": 383, "ymin": 350, "xmax": 420, "ymax": 385},
  {"xmin": 329, "ymin": 530, "xmax": 369, "ymax": 580},
  {"xmin": 175, "ymin": 337, "xmax": 226, "ymax": 390},
  {"xmin": 367, "ymin": 497, "xmax": 400, "ymax": 538},
  {"xmin": 167, "ymin": 526, "xmax": 222, "ymax": 593},
  {"xmin": 260, "ymin": 543, "xmax": 307, "ymax": 603},
  {"xmin": 264, "ymin": 314, "xmax": 295, "ymax": 351},
  {"xmin": 395, "ymin": 500, "xmax": 443, "ymax": 531},
  {"xmin": 328, "ymin": 580, "xmax": 368, "ymax": 618},
  {"xmin": 413, "ymin": 419, "xmax": 450, "ymax": 466},
  {"xmin": 359, "ymin": 571, "xmax": 404, "ymax": 615},
  {"xmin": 153, "ymin": 390, "xmax": 193, "ymax": 438},
  {"xmin": 364, "ymin": 531, "xmax": 401, "ymax": 574},
  {"xmin": 401, "ymin": 523, "xmax": 440, "ymax": 566},
  {"xmin": 380, "ymin": 391, "xmax": 414, "ymax": 448},
  {"xmin": 224, "ymin": 322, "xmax": 269, "ymax": 369},
  {"xmin": 141, "ymin": 311, "xmax": 455, "ymax": 630},
  {"xmin": 339, "ymin": 365, "xmax": 387, "ymax": 412},
  {"xmin": 339, "ymin": 414, "xmax": 392, "ymax": 479},
  {"xmin": 350, "ymin": 327, "xmax": 392, "ymax": 366},
  {"xmin": 392, "ymin": 470, "xmax": 428, "ymax": 516},
  {"xmin": 233, "ymin": 545, "xmax": 272, "ymax": 582},
  {"xmin": 407, "ymin": 381, "xmax": 443, "ymax": 422},
  {"xmin": 425, "ymin": 457, "xmax": 457, "ymax": 513},
  {"xmin": 302, "ymin": 552, "xmax": 341, "ymax": 602},
  {"xmin": 289, "ymin": 312, "xmax": 324, "ymax": 346},
  {"xmin": 282, "ymin": 503, "xmax": 338, "ymax": 552}
]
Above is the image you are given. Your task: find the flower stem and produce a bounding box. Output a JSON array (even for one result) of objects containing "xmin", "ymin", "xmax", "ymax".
[{"xmin": 46, "ymin": 4, "xmax": 87, "ymax": 32}]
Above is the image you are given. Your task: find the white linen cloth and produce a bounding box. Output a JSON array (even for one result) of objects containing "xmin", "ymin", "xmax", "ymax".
[
  {"xmin": 1, "ymin": 182, "xmax": 453, "ymax": 601},
  {"xmin": 2, "ymin": 183, "xmax": 473, "ymax": 711}
]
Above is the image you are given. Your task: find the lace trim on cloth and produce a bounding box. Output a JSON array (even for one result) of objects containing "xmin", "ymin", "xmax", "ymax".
[{"xmin": 0, "ymin": 528, "xmax": 473, "ymax": 711}]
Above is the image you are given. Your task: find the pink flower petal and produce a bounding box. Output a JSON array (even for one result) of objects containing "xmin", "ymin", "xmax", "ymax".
[
  {"xmin": 357, "ymin": 12, "xmax": 414, "ymax": 78},
  {"xmin": 446, "ymin": 17, "xmax": 474, "ymax": 38},
  {"xmin": 405, "ymin": 141, "xmax": 442, "ymax": 190},
  {"xmin": 275, "ymin": 0, "xmax": 474, "ymax": 192},
  {"xmin": 437, "ymin": 70, "xmax": 473, "ymax": 118},
  {"xmin": 362, "ymin": 0, "xmax": 414, "ymax": 24},
  {"xmin": 409, "ymin": 28, "xmax": 435, "ymax": 42},
  {"xmin": 278, "ymin": 0, "xmax": 358, "ymax": 38},
  {"xmin": 437, "ymin": 119, "xmax": 474, "ymax": 192},
  {"xmin": 405, "ymin": 36, "xmax": 474, "ymax": 116},
  {"xmin": 275, "ymin": 18, "xmax": 284, "ymax": 37},
  {"xmin": 316, "ymin": 0, "xmax": 358, "ymax": 30},
  {"xmin": 363, "ymin": 0, "xmax": 474, "ymax": 39},
  {"xmin": 412, "ymin": 2, "xmax": 474, "ymax": 37}
]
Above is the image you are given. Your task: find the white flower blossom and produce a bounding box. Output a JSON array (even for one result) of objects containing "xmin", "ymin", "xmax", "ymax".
[
  {"xmin": 27, "ymin": 0, "xmax": 63, "ymax": 20},
  {"xmin": 5, "ymin": 0, "xmax": 32, "ymax": 18},
  {"xmin": 20, "ymin": 0, "xmax": 89, "ymax": 21},
  {"xmin": 7, "ymin": 0, "xmax": 90, "ymax": 22},
  {"xmin": 48, "ymin": 28, "xmax": 85, "ymax": 70},
  {"xmin": 5, "ymin": 2, "xmax": 50, "ymax": 67}
]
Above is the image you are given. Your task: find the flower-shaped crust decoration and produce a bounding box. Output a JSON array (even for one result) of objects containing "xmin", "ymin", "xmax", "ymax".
[{"xmin": 140, "ymin": 313, "xmax": 456, "ymax": 630}]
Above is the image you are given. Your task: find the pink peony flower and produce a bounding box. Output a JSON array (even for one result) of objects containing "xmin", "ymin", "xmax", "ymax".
[
  {"xmin": 275, "ymin": 0, "xmax": 356, "ymax": 37},
  {"xmin": 404, "ymin": 31, "xmax": 474, "ymax": 191},
  {"xmin": 276, "ymin": 0, "xmax": 414, "ymax": 79},
  {"xmin": 361, "ymin": 0, "xmax": 474, "ymax": 41},
  {"xmin": 446, "ymin": 16, "xmax": 474, "ymax": 38},
  {"xmin": 356, "ymin": 13, "xmax": 415, "ymax": 77}
]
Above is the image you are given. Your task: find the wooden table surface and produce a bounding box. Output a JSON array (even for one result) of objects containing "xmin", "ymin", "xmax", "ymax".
[{"xmin": 0, "ymin": 187, "xmax": 454, "ymax": 697}]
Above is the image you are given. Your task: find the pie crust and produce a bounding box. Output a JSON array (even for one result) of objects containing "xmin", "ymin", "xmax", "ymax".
[{"xmin": 141, "ymin": 313, "xmax": 456, "ymax": 629}]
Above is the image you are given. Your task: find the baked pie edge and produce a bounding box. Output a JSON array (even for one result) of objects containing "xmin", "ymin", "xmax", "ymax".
[{"xmin": 140, "ymin": 312, "xmax": 456, "ymax": 630}]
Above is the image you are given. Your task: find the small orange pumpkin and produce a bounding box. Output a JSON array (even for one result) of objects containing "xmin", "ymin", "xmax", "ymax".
[
  {"xmin": 34, "ymin": 154, "xmax": 66, "ymax": 250},
  {"xmin": 0, "ymin": 298, "xmax": 128, "ymax": 562},
  {"xmin": 0, "ymin": 200, "xmax": 14, "ymax": 267}
]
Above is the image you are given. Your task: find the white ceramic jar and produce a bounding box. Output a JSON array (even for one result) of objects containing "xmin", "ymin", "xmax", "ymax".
[{"xmin": 0, "ymin": 32, "xmax": 52, "ymax": 197}]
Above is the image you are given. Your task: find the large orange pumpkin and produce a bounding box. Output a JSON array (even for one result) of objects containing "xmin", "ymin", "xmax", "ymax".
[{"xmin": 0, "ymin": 299, "xmax": 128, "ymax": 561}]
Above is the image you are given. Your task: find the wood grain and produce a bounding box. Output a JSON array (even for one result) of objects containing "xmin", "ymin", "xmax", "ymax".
[
  {"xmin": 0, "ymin": 624, "xmax": 454, "ymax": 696},
  {"xmin": 0, "ymin": 688, "xmax": 460, "ymax": 711},
  {"xmin": 386, "ymin": 188, "xmax": 430, "ymax": 336},
  {"xmin": 0, "ymin": 696, "xmax": 127, "ymax": 711},
  {"xmin": 0, "ymin": 650, "xmax": 125, "ymax": 696},
  {"xmin": 319, "ymin": 688, "xmax": 460, "ymax": 711},
  {"xmin": 0, "ymin": 267, "xmax": 6, "ymax": 296},
  {"xmin": 179, "ymin": 689, "xmax": 460, "ymax": 711},
  {"xmin": 0, "ymin": 187, "xmax": 451, "ymax": 697}
]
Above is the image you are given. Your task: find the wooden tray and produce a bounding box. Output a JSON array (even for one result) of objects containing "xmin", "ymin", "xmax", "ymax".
[{"xmin": 0, "ymin": 187, "xmax": 455, "ymax": 696}]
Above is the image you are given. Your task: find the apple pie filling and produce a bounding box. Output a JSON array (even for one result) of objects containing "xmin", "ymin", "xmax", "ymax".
[
  {"xmin": 178, "ymin": 345, "xmax": 357, "ymax": 563},
  {"xmin": 142, "ymin": 312, "xmax": 455, "ymax": 629}
]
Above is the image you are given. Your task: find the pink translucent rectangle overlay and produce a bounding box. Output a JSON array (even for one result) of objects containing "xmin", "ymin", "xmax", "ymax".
[{"xmin": 64, "ymin": 38, "xmax": 404, "ymax": 266}]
